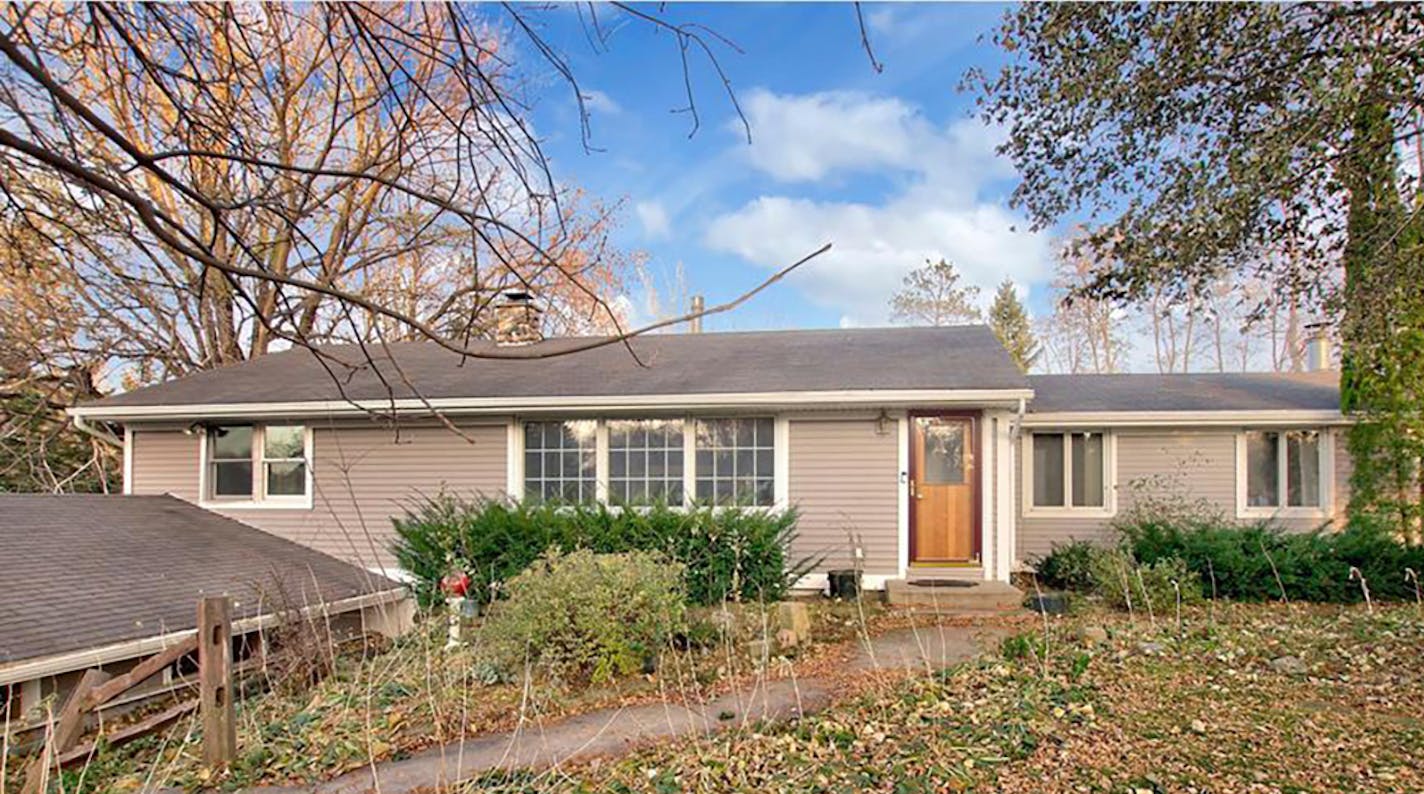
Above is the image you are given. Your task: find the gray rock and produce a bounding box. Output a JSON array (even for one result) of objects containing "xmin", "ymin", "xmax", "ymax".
[
  {"xmin": 1077, "ymin": 626, "xmax": 1109, "ymax": 645},
  {"xmin": 1269, "ymin": 655, "xmax": 1307, "ymax": 675}
]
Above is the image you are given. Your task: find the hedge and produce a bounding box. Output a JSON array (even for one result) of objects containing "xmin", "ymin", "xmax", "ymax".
[{"xmin": 391, "ymin": 494, "xmax": 815, "ymax": 608}]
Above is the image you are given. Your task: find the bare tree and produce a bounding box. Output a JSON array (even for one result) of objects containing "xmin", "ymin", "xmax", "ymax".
[
  {"xmin": 0, "ymin": 5, "xmax": 826, "ymax": 370},
  {"xmin": 0, "ymin": 3, "xmax": 840, "ymax": 489},
  {"xmin": 1039, "ymin": 242, "xmax": 1126, "ymax": 374},
  {"xmin": 888, "ymin": 258, "xmax": 983, "ymax": 326}
]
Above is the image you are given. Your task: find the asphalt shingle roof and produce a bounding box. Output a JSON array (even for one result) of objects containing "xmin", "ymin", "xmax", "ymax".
[
  {"xmin": 1027, "ymin": 372, "xmax": 1341, "ymax": 413},
  {"xmin": 84, "ymin": 326, "xmax": 1029, "ymax": 410},
  {"xmin": 0, "ymin": 495, "xmax": 400, "ymax": 666}
]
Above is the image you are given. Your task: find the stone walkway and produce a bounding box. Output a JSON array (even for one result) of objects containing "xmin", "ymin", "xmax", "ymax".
[{"xmin": 229, "ymin": 624, "xmax": 1003, "ymax": 794}]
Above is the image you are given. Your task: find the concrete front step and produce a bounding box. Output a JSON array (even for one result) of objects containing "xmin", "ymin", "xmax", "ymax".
[{"xmin": 884, "ymin": 579, "xmax": 1024, "ymax": 610}]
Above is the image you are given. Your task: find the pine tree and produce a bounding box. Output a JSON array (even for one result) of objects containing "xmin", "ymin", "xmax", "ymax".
[{"xmin": 987, "ymin": 279, "xmax": 1039, "ymax": 372}]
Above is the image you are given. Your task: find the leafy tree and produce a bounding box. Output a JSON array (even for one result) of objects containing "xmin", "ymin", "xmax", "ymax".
[
  {"xmin": 889, "ymin": 259, "xmax": 982, "ymax": 327},
  {"xmin": 976, "ymin": 3, "xmax": 1424, "ymax": 538},
  {"xmin": 971, "ymin": 3, "xmax": 1423, "ymax": 302},
  {"xmin": 986, "ymin": 280, "xmax": 1038, "ymax": 372},
  {"xmin": 1339, "ymin": 86, "xmax": 1424, "ymax": 542}
]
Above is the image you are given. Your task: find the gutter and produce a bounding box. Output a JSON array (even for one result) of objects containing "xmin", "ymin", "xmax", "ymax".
[
  {"xmin": 71, "ymin": 412, "xmax": 122, "ymax": 447},
  {"xmin": 1020, "ymin": 409, "xmax": 1350, "ymax": 428},
  {"xmin": 69, "ymin": 388, "xmax": 1039, "ymax": 422},
  {"xmin": 0, "ymin": 588, "xmax": 407, "ymax": 686}
]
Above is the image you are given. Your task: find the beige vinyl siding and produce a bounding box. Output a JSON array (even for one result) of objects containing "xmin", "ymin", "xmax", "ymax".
[
  {"xmin": 128, "ymin": 421, "xmax": 509, "ymax": 569},
  {"xmin": 787, "ymin": 418, "xmax": 898, "ymax": 576},
  {"xmin": 129, "ymin": 429, "xmax": 201, "ymax": 501},
  {"xmin": 1017, "ymin": 427, "xmax": 1350, "ymax": 564}
]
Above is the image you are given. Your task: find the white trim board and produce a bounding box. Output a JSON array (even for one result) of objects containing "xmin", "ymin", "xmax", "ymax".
[
  {"xmin": 0, "ymin": 589, "xmax": 407, "ymax": 686},
  {"xmin": 72, "ymin": 389, "xmax": 1037, "ymax": 421},
  {"xmin": 793, "ymin": 573, "xmax": 892, "ymax": 593},
  {"xmin": 1022, "ymin": 409, "xmax": 1348, "ymax": 428}
]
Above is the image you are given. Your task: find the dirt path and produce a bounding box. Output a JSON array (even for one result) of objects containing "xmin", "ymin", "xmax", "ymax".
[{"xmin": 226, "ymin": 624, "xmax": 1004, "ymax": 794}]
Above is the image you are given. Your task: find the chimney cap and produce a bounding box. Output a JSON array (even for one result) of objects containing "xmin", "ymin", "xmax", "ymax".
[{"xmin": 502, "ymin": 290, "xmax": 532, "ymax": 303}]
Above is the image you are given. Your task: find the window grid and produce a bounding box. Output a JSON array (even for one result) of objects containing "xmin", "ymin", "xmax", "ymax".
[
  {"xmin": 608, "ymin": 419, "xmax": 685, "ymax": 505},
  {"xmin": 694, "ymin": 418, "xmax": 775, "ymax": 506},
  {"xmin": 523, "ymin": 420, "xmax": 597, "ymax": 504}
]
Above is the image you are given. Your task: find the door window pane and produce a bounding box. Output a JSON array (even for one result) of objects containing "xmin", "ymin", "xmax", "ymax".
[
  {"xmin": 1286, "ymin": 431, "xmax": 1320, "ymax": 507},
  {"xmin": 921, "ymin": 420, "xmax": 966, "ymax": 485},
  {"xmin": 1246, "ymin": 431, "xmax": 1280, "ymax": 507},
  {"xmin": 523, "ymin": 420, "xmax": 596, "ymax": 503},
  {"xmin": 694, "ymin": 418, "xmax": 774, "ymax": 505},
  {"xmin": 1071, "ymin": 433, "xmax": 1105, "ymax": 507},
  {"xmin": 1032, "ymin": 433, "xmax": 1065, "ymax": 507},
  {"xmin": 608, "ymin": 419, "xmax": 685, "ymax": 506}
]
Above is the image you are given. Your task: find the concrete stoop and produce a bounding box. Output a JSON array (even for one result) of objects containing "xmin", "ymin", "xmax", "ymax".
[{"xmin": 883, "ymin": 579, "xmax": 1024, "ymax": 611}]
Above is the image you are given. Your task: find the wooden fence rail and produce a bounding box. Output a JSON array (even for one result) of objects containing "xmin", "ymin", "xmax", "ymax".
[{"xmin": 19, "ymin": 595, "xmax": 233, "ymax": 794}]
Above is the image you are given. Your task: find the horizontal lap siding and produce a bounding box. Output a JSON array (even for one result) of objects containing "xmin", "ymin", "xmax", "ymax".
[
  {"xmin": 129, "ymin": 430, "xmax": 200, "ymax": 501},
  {"xmin": 1016, "ymin": 428, "xmax": 1350, "ymax": 564},
  {"xmin": 788, "ymin": 419, "xmax": 898, "ymax": 576},
  {"xmin": 128, "ymin": 422, "xmax": 508, "ymax": 569}
]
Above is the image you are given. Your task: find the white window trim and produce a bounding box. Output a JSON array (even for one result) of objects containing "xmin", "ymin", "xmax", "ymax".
[
  {"xmin": 1235, "ymin": 428, "xmax": 1334, "ymax": 520},
  {"xmin": 510, "ymin": 415, "xmax": 788, "ymax": 510},
  {"xmin": 198, "ymin": 424, "xmax": 314, "ymax": 510},
  {"xmin": 1021, "ymin": 429, "xmax": 1117, "ymax": 519}
]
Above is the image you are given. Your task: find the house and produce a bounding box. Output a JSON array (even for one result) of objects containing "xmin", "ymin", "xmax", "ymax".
[
  {"xmin": 66, "ymin": 298, "xmax": 1349, "ymax": 596},
  {"xmin": 0, "ymin": 494, "xmax": 411, "ymax": 729}
]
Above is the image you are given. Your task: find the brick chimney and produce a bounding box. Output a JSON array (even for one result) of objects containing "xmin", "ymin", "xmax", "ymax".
[{"xmin": 493, "ymin": 291, "xmax": 543, "ymax": 346}]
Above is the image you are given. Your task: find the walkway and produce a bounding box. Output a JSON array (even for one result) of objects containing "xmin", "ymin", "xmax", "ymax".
[{"xmin": 229, "ymin": 623, "xmax": 1003, "ymax": 794}]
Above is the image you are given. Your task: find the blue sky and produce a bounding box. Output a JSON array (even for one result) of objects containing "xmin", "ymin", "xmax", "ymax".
[{"xmin": 518, "ymin": 3, "xmax": 1051, "ymax": 331}]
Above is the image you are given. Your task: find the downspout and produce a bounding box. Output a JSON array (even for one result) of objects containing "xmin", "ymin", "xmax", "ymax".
[{"xmin": 72, "ymin": 412, "xmax": 123, "ymax": 448}]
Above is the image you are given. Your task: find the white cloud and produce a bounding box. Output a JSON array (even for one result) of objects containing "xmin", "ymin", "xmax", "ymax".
[
  {"xmin": 706, "ymin": 197, "xmax": 1048, "ymax": 326},
  {"xmin": 635, "ymin": 200, "xmax": 670, "ymax": 239},
  {"xmin": 582, "ymin": 89, "xmax": 621, "ymax": 115},
  {"xmin": 706, "ymin": 91, "xmax": 1047, "ymax": 326},
  {"xmin": 739, "ymin": 89, "xmax": 931, "ymax": 182}
]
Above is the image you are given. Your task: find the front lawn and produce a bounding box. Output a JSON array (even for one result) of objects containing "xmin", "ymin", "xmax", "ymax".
[{"xmin": 485, "ymin": 602, "xmax": 1424, "ymax": 793}]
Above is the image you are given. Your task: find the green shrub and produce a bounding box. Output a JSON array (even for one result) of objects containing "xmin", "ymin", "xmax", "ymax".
[
  {"xmin": 391, "ymin": 494, "xmax": 813, "ymax": 608},
  {"xmin": 1088, "ymin": 549, "xmax": 1204, "ymax": 612},
  {"xmin": 1030, "ymin": 539, "xmax": 1101, "ymax": 591},
  {"xmin": 1117, "ymin": 513, "xmax": 1424, "ymax": 603},
  {"xmin": 478, "ymin": 549, "xmax": 687, "ymax": 685}
]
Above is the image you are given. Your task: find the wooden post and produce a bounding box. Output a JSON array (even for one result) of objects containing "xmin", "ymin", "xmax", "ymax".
[
  {"xmin": 21, "ymin": 668, "xmax": 110, "ymax": 794},
  {"xmin": 198, "ymin": 595, "xmax": 235, "ymax": 768}
]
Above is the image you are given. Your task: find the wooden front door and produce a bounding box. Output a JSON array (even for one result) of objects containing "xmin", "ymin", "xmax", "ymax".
[{"xmin": 909, "ymin": 414, "xmax": 979, "ymax": 564}]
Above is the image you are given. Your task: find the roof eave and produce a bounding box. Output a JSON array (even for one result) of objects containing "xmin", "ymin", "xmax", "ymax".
[
  {"xmin": 0, "ymin": 588, "xmax": 407, "ymax": 686},
  {"xmin": 70, "ymin": 388, "xmax": 1038, "ymax": 422},
  {"xmin": 1022, "ymin": 409, "xmax": 1350, "ymax": 428}
]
